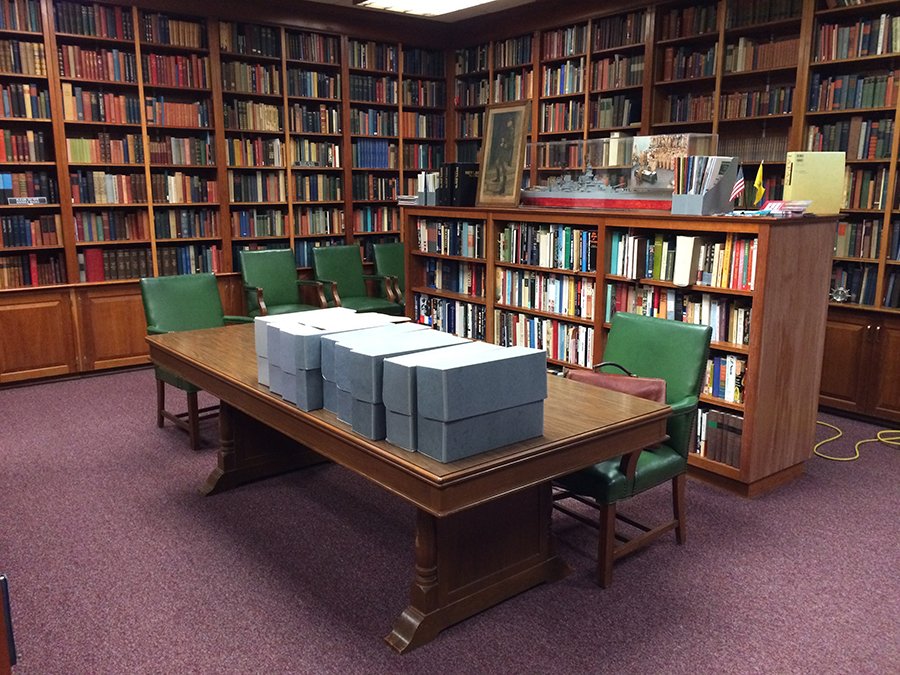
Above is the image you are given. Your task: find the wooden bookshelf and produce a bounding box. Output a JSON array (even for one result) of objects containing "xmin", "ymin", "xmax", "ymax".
[{"xmin": 402, "ymin": 205, "xmax": 836, "ymax": 496}]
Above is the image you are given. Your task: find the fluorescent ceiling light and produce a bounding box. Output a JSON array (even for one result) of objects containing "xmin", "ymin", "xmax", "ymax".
[{"xmin": 353, "ymin": 0, "xmax": 500, "ymax": 17}]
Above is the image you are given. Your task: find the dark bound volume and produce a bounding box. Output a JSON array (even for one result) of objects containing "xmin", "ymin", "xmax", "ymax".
[
  {"xmin": 1, "ymin": 574, "xmax": 16, "ymax": 666},
  {"xmin": 452, "ymin": 162, "xmax": 478, "ymax": 207}
]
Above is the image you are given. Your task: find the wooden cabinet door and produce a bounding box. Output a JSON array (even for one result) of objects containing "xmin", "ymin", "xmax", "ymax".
[
  {"xmin": 0, "ymin": 289, "xmax": 78, "ymax": 383},
  {"xmin": 869, "ymin": 316, "xmax": 900, "ymax": 423},
  {"xmin": 819, "ymin": 310, "xmax": 873, "ymax": 415},
  {"xmin": 75, "ymin": 285, "xmax": 150, "ymax": 372}
]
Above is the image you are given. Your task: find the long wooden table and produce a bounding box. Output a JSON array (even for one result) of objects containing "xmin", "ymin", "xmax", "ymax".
[{"xmin": 146, "ymin": 323, "xmax": 669, "ymax": 652}]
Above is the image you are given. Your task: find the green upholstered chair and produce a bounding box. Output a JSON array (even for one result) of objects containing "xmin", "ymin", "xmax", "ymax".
[
  {"xmin": 239, "ymin": 248, "xmax": 327, "ymax": 317},
  {"xmin": 312, "ymin": 244, "xmax": 404, "ymax": 315},
  {"xmin": 373, "ymin": 241, "xmax": 406, "ymax": 306},
  {"xmin": 554, "ymin": 312, "xmax": 712, "ymax": 587},
  {"xmin": 140, "ymin": 273, "xmax": 252, "ymax": 452}
]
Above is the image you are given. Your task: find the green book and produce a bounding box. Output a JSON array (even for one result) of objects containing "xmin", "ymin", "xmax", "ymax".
[{"xmin": 652, "ymin": 233, "xmax": 664, "ymax": 279}]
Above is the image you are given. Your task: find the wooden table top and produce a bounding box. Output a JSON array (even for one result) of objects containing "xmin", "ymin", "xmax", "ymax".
[{"xmin": 148, "ymin": 323, "xmax": 670, "ymax": 515}]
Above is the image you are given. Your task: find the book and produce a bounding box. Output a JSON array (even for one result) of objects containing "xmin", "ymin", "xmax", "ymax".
[{"xmin": 672, "ymin": 235, "xmax": 701, "ymax": 287}]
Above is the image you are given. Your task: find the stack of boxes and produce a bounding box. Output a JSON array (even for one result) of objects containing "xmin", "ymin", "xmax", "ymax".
[{"xmin": 252, "ymin": 308, "xmax": 548, "ymax": 462}]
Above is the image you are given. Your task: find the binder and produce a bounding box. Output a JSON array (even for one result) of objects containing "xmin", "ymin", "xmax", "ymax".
[{"xmin": 783, "ymin": 151, "xmax": 846, "ymax": 215}]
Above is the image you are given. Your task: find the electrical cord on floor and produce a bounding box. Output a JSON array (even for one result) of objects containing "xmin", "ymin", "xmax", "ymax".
[{"xmin": 814, "ymin": 421, "xmax": 900, "ymax": 461}]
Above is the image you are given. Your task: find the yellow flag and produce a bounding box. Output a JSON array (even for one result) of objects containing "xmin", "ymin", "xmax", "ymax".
[{"xmin": 753, "ymin": 162, "xmax": 765, "ymax": 205}]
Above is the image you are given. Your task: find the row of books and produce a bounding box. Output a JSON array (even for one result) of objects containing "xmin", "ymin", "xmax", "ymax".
[
  {"xmin": 454, "ymin": 45, "xmax": 488, "ymax": 76},
  {"xmin": 141, "ymin": 53, "xmax": 209, "ymax": 89},
  {"xmin": 67, "ymin": 133, "xmax": 142, "ymax": 165},
  {"xmin": 1, "ymin": 38, "xmax": 46, "ymax": 76},
  {"xmin": 807, "ymin": 71, "xmax": 896, "ymax": 112},
  {"xmin": 402, "ymin": 80, "xmax": 446, "ymax": 108},
  {"xmin": 493, "ymin": 70, "xmax": 533, "ymax": 103},
  {"xmin": 348, "ymin": 40, "xmax": 397, "ymax": 72},
  {"xmin": 295, "ymin": 174, "xmax": 341, "ymax": 202},
  {"xmin": 402, "ymin": 143, "xmax": 444, "ymax": 171},
  {"xmin": 353, "ymin": 205, "xmax": 397, "ymax": 232},
  {"xmin": 349, "ymin": 108, "xmax": 398, "ymax": 136},
  {"xmin": 497, "ymin": 223, "xmax": 597, "ymax": 272},
  {"xmin": 140, "ymin": 12, "xmax": 204, "ymax": 49},
  {"xmin": 145, "ymin": 97, "xmax": 209, "ymax": 128},
  {"xmin": 219, "ymin": 21, "xmax": 279, "ymax": 58},
  {"xmin": 606, "ymin": 283, "xmax": 752, "ymax": 345},
  {"xmin": 0, "ymin": 0, "xmax": 41, "ymax": 33},
  {"xmin": 0, "ymin": 82, "xmax": 50, "ymax": 119},
  {"xmin": 221, "ymin": 62, "xmax": 281, "ymax": 96},
  {"xmin": 351, "ymin": 138, "xmax": 397, "ymax": 169},
  {"xmin": 348, "ymin": 75, "xmax": 397, "ymax": 105},
  {"xmin": 290, "ymin": 102, "xmax": 341, "ymax": 134},
  {"xmin": 541, "ymin": 58, "xmax": 585, "ymax": 97},
  {"xmin": 171, "ymin": 210, "xmax": 237, "ymax": 242},
  {"xmin": 286, "ymin": 31, "xmax": 339, "ymax": 65},
  {"xmin": 424, "ymin": 258, "xmax": 485, "ymax": 298},
  {"xmin": 541, "ymin": 25, "xmax": 586, "ymax": 61},
  {"xmin": 230, "ymin": 209, "xmax": 285, "ymax": 237},
  {"xmin": 69, "ymin": 170, "xmax": 145, "ymax": 205},
  {"xmin": 725, "ymin": 0, "xmax": 801, "ymax": 29},
  {"xmin": 660, "ymin": 45, "xmax": 717, "ymax": 82},
  {"xmin": 1, "ymin": 213, "xmax": 60, "ymax": 248},
  {"xmin": 287, "ymin": 70, "xmax": 340, "ymax": 100},
  {"xmin": 54, "ymin": 1, "xmax": 134, "ymax": 40},
  {"xmin": 150, "ymin": 172, "xmax": 218, "ymax": 204},
  {"xmin": 703, "ymin": 354, "xmax": 746, "ymax": 405},
  {"xmin": 227, "ymin": 171, "xmax": 286, "ymax": 203},
  {"xmin": 718, "ymin": 135, "xmax": 787, "ymax": 164},
  {"xmin": 0, "ymin": 170, "xmax": 57, "ymax": 202},
  {"xmin": 661, "ymin": 92, "xmax": 713, "ymax": 123},
  {"xmin": 415, "ymin": 218, "xmax": 484, "ymax": 258},
  {"xmin": 843, "ymin": 167, "xmax": 888, "ymax": 210},
  {"xmin": 722, "ymin": 36, "xmax": 799, "ymax": 73},
  {"xmin": 401, "ymin": 112, "xmax": 445, "ymax": 139},
  {"xmin": 695, "ymin": 408, "xmax": 743, "ymax": 468},
  {"xmin": 493, "ymin": 35, "xmax": 532, "ymax": 70},
  {"xmin": 884, "ymin": 270, "xmax": 900, "ymax": 309},
  {"xmin": 590, "ymin": 94, "xmax": 638, "ymax": 129},
  {"xmin": 834, "ymin": 219, "xmax": 880, "ymax": 259},
  {"xmin": 152, "ymin": 135, "xmax": 214, "ymax": 166},
  {"xmin": 79, "ymin": 247, "xmax": 151, "ymax": 282},
  {"xmin": 815, "ymin": 14, "xmax": 900, "ymax": 62},
  {"xmin": 223, "ymin": 100, "xmax": 279, "ymax": 132},
  {"xmin": 494, "ymin": 308, "xmax": 593, "ymax": 367},
  {"xmin": 75, "ymin": 210, "xmax": 148, "ymax": 242},
  {"xmin": 593, "ymin": 10, "xmax": 645, "ymax": 50},
  {"xmin": 57, "ymin": 45, "xmax": 135, "ymax": 83},
  {"xmin": 351, "ymin": 173, "xmax": 394, "ymax": 201},
  {"xmin": 298, "ymin": 206, "xmax": 343, "ymax": 236},
  {"xmin": 157, "ymin": 243, "xmax": 220, "ymax": 276},
  {"xmin": 889, "ymin": 221, "xmax": 900, "ymax": 261},
  {"xmin": 0, "ymin": 250, "xmax": 64, "ymax": 288},
  {"xmin": 402, "ymin": 48, "xmax": 444, "ymax": 78},
  {"xmin": 832, "ymin": 262, "xmax": 877, "ymax": 305},
  {"xmin": 1, "ymin": 128, "xmax": 49, "ymax": 162},
  {"xmin": 539, "ymin": 99, "xmax": 584, "ymax": 133},
  {"xmin": 592, "ymin": 54, "xmax": 644, "ymax": 90},
  {"xmin": 719, "ymin": 85, "xmax": 794, "ymax": 119},
  {"xmin": 658, "ymin": 5, "xmax": 717, "ymax": 41},
  {"xmin": 454, "ymin": 79, "xmax": 489, "ymax": 108},
  {"xmin": 415, "ymin": 293, "xmax": 487, "ymax": 340},
  {"xmin": 293, "ymin": 139, "xmax": 340, "ymax": 168},
  {"xmin": 61, "ymin": 85, "xmax": 141, "ymax": 124},
  {"xmin": 495, "ymin": 267, "xmax": 595, "ymax": 320},
  {"xmin": 806, "ymin": 117, "xmax": 893, "ymax": 160},
  {"xmin": 610, "ymin": 231, "xmax": 758, "ymax": 292}
]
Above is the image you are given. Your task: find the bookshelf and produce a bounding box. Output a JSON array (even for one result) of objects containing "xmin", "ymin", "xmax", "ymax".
[
  {"xmin": 453, "ymin": 41, "xmax": 488, "ymax": 163},
  {"xmin": 537, "ymin": 21, "xmax": 588, "ymax": 145},
  {"xmin": 402, "ymin": 205, "xmax": 836, "ymax": 496}
]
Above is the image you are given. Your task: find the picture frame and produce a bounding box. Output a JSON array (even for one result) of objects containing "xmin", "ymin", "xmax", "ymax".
[{"xmin": 477, "ymin": 101, "xmax": 529, "ymax": 207}]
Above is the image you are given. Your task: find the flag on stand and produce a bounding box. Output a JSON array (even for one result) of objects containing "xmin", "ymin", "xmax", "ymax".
[
  {"xmin": 753, "ymin": 162, "xmax": 765, "ymax": 205},
  {"xmin": 729, "ymin": 171, "xmax": 745, "ymax": 203}
]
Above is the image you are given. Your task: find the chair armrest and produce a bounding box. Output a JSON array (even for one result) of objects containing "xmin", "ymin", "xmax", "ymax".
[
  {"xmin": 146, "ymin": 325, "xmax": 169, "ymax": 335},
  {"xmin": 224, "ymin": 315, "xmax": 254, "ymax": 324},
  {"xmin": 316, "ymin": 278, "xmax": 342, "ymax": 307},
  {"xmin": 243, "ymin": 284, "xmax": 268, "ymax": 316},
  {"xmin": 669, "ymin": 396, "xmax": 698, "ymax": 418},
  {"xmin": 296, "ymin": 279, "xmax": 328, "ymax": 308},
  {"xmin": 617, "ymin": 397, "xmax": 695, "ymax": 479},
  {"xmin": 362, "ymin": 273, "xmax": 397, "ymax": 302}
]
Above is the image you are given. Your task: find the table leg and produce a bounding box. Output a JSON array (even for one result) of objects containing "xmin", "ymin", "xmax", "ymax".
[
  {"xmin": 202, "ymin": 402, "xmax": 326, "ymax": 495},
  {"xmin": 385, "ymin": 482, "xmax": 570, "ymax": 653}
]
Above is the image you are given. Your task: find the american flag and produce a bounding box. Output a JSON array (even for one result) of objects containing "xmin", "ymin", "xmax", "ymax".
[{"xmin": 729, "ymin": 173, "xmax": 745, "ymax": 202}]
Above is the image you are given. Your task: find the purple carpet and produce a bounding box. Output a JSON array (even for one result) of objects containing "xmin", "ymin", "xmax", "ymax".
[{"xmin": 1, "ymin": 367, "xmax": 898, "ymax": 673}]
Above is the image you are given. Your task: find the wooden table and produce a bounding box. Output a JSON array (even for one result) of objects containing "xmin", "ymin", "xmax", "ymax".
[{"xmin": 147, "ymin": 323, "xmax": 669, "ymax": 652}]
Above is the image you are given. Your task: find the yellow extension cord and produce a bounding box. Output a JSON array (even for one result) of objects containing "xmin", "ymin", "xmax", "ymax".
[{"xmin": 814, "ymin": 421, "xmax": 900, "ymax": 461}]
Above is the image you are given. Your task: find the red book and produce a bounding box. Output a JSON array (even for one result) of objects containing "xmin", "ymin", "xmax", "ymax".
[
  {"xmin": 28, "ymin": 252, "xmax": 38, "ymax": 286},
  {"xmin": 84, "ymin": 248, "xmax": 105, "ymax": 282}
]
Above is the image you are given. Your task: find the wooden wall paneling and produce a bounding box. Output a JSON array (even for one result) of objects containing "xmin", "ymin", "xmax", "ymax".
[
  {"xmin": 818, "ymin": 309, "xmax": 871, "ymax": 414},
  {"xmin": 75, "ymin": 284, "xmax": 151, "ymax": 370},
  {"xmin": 0, "ymin": 289, "xmax": 78, "ymax": 382},
  {"xmin": 743, "ymin": 218, "xmax": 834, "ymax": 484}
]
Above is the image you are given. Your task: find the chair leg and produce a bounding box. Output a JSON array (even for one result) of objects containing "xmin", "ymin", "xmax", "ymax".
[
  {"xmin": 187, "ymin": 391, "xmax": 200, "ymax": 452},
  {"xmin": 155, "ymin": 378, "xmax": 165, "ymax": 428},
  {"xmin": 596, "ymin": 502, "xmax": 616, "ymax": 588},
  {"xmin": 673, "ymin": 473, "xmax": 687, "ymax": 545}
]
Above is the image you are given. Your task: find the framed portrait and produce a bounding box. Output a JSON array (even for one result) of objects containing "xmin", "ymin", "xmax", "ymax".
[{"xmin": 477, "ymin": 101, "xmax": 529, "ymax": 207}]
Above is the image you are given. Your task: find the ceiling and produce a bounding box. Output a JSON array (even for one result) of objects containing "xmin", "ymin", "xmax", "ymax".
[{"xmin": 303, "ymin": 0, "xmax": 538, "ymax": 22}]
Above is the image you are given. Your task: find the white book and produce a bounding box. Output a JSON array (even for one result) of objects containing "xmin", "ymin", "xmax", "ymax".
[
  {"xmin": 672, "ymin": 235, "xmax": 700, "ymax": 287},
  {"xmin": 724, "ymin": 355, "xmax": 736, "ymax": 404}
]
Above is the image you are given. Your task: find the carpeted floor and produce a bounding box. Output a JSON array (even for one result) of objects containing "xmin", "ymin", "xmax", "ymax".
[{"xmin": 1, "ymin": 367, "xmax": 898, "ymax": 674}]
